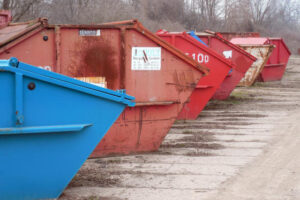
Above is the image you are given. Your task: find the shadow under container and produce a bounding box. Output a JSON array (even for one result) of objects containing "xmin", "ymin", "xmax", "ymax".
[
  {"xmin": 191, "ymin": 31, "xmax": 257, "ymax": 99},
  {"xmin": 230, "ymin": 37, "xmax": 291, "ymax": 82},
  {"xmin": 0, "ymin": 19, "xmax": 209, "ymax": 157},
  {"xmin": 0, "ymin": 58, "xmax": 134, "ymax": 200},
  {"xmin": 156, "ymin": 30, "xmax": 234, "ymax": 120}
]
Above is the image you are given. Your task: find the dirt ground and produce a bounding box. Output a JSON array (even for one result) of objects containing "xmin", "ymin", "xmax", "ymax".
[{"xmin": 59, "ymin": 55, "xmax": 300, "ymax": 200}]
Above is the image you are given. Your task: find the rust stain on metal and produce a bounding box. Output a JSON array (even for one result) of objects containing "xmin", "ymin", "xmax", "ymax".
[
  {"xmin": 119, "ymin": 27, "xmax": 126, "ymax": 89},
  {"xmin": 170, "ymin": 70, "xmax": 196, "ymax": 92},
  {"xmin": 135, "ymin": 108, "xmax": 144, "ymax": 148},
  {"xmin": 239, "ymin": 45, "xmax": 274, "ymax": 86},
  {"xmin": 71, "ymin": 37, "xmax": 118, "ymax": 89},
  {"xmin": 54, "ymin": 26, "xmax": 61, "ymax": 73},
  {"xmin": 172, "ymin": 71, "xmax": 185, "ymax": 92}
]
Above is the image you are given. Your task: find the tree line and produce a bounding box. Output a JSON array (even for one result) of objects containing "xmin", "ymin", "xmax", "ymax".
[{"xmin": 2, "ymin": 0, "xmax": 300, "ymax": 52}]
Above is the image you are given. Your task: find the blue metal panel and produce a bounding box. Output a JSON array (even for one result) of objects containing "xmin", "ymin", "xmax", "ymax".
[
  {"xmin": 0, "ymin": 124, "xmax": 91, "ymax": 135},
  {"xmin": 0, "ymin": 58, "xmax": 135, "ymax": 200},
  {"xmin": 1, "ymin": 58, "xmax": 135, "ymax": 107},
  {"xmin": 188, "ymin": 31, "xmax": 208, "ymax": 47},
  {"xmin": 15, "ymin": 73, "xmax": 24, "ymax": 125}
]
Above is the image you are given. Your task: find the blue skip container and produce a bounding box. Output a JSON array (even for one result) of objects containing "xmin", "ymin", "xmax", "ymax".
[{"xmin": 0, "ymin": 58, "xmax": 135, "ymax": 200}]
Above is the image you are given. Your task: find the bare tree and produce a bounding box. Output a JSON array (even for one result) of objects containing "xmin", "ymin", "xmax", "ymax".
[
  {"xmin": 1, "ymin": 0, "xmax": 43, "ymax": 21},
  {"xmin": 184, "ymin": 0, "xmax": 223, "ymax": 30},
  {"xmin": 0, "ymin": 0, "xmax": 299, "ymax": 52}
]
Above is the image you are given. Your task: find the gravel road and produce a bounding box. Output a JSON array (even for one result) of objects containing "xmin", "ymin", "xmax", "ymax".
[{"xmin": 60, "ymin": 56, "xmax": 300, "ymax": 200}]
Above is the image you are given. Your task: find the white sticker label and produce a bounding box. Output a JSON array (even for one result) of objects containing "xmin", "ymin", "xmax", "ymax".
[
  {"xmin": 223, "ymin": 50, "xmax": 232, "ymax": 59},
  {"xmin": 38, "ymin": 66, "xmax": 52, "ymax": 71},
  {"xmin": 75, "ymin": 77, "xmax": 107, "ymax": 88},
  {"xmin": 79, "ymin": 29, "xmax": 101, "ymax": 36},
  {"xmin": 131, "ymin": 47, "xmax": 161, "ymax": 70},
  {"xmin": 89, "ymin": 82, "xmax": 106, "ymax": 88}
]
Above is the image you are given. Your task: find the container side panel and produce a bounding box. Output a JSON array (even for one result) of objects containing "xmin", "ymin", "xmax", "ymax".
[
  {"xmin": 213, "ymin": 70, "xmax": 244, "ymax": 100},
  {"xmin": 158, "ymin": 34, "xmax": 232, "ymax": 118},
  {"xmin": 239, "ymin": 46, "xmax": 273, "ymax": 86},
  {"xmin": 260, "ymin": 39, "xmax": 291, "ymax": 82},
  {"xmin": 93, "ymin": 104, "xmax": 178, "ymax": 157},
  {"xmin": 0, "ymin": 72, "xmax": 15, "ymax": 127},
  {"xmin": 178, "ymin": 87, "xmax": 213, "ymax": 119},
  {"xmin": 259, "ymin": 66, "xmax": 286, "ymax": 81},
  {"xmin": 267, "ymin": 40, "xmax": 280, "ymax": 64},
  {"xmin": 195, "ymin": 35, "xmax": 256, "ymax": 99},
  {"xmin": 198, "ymin": 36, "xmax": 254, "ymax": 73},
  {"xmin": 125, "ymin": 30, "xmax": 201, "ymax": 103},
  {"xmin": 280, "ymin": 42, "xmax": 291, "ymax": 64},
  {"xmin": 0, "ymin": 24, "xmax": 204, "ymax": 158},
  {"xmin": 93, "ymin": 29, "xmax": 205, "ymax": 156},
  {"xmin": 59, "ymin": 28, "xmax": 121, "ymax": 90},
  {"xmin": 0, "ymin": 70, "xmax": 126, "ymax": 199},
  {"xmin": 0, "ymin": 30, "xmax": 55, "ymax": 71}
]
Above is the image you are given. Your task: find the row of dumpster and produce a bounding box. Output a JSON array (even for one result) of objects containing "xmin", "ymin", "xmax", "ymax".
[{"xmin": 0, "ymin": 10, "xmax": 291, "ymax": 200}]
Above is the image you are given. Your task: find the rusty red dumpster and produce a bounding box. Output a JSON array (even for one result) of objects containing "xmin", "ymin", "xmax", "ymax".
[
  {"xmin": 259, "ymin": 38, "xmax": 291, "ymax": 81},
  {"xmin": 192, "ymin": 31, "xmax": 256, "ymax": 99},
  {"xmin": 230, "ymin": 37, "xmax": 291, "ymax": 82},
  {"xmin": 0, "ymin": 18, "xmax": 209, "ymax": 157},
  {"xmin": 0, "ymin": 10, "xmax": 11, "ymax": 27},
  {"xmin": 230, "ymin": 44, "xmax": 274, "ymax": 86},
  {"xmin": 156, "ymin": 30, "xmax": 234, "ymax": 119}
]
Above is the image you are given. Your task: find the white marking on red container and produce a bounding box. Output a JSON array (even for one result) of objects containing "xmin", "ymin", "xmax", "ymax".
[
  {"xmin": 223, "ymin": 50, "xmax": 233, "ymax": 59},
  {"xmin": 185, "ymin": 53, "xmax": 209, "ymax": 63},
  {"xmin": 38, "ymin": 66, "xmax": 52, "ymax": 71},
  {"xmin": 79, "ymin": 29, "xmax": 101, "ymax": 36},
  {"xmin": 131, "ymin": 47, "xmax": 161, "ymax": 70}
]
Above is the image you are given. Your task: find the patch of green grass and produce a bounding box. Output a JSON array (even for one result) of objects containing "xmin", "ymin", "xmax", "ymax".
[
  {"xmin": 230, "ymin": 90, "xmax": 251, "ymax": 99},
  {"xmin": 252, "ymin": 82, "xmax": 268, "ymax": 87},
  {"xmin": 218, "ymin": 90, "xmax": 251, "ymax": 104},
  {"xmin": 205, "ymin": 90, "xmax": 253, "ymax": 110},
  {"xmin": 87, "ymin": 196, "xmax": 99, "ymax": 200}
]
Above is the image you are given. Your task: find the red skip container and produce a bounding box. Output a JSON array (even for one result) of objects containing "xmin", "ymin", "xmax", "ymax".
[
  {"xmin": 0, "ymin": 17, "xmax": 208, "ymax": 157},
  {"xmin": 230, "ymin": 37, "xmax": 291, "ymax": 82},
  {"xmin": 193, "ymin": 31, "xmax": 257, "ymax": 99},
  {"xmin": 156, "ymin": 30, "xmax": 234, "ymax": 119}
]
